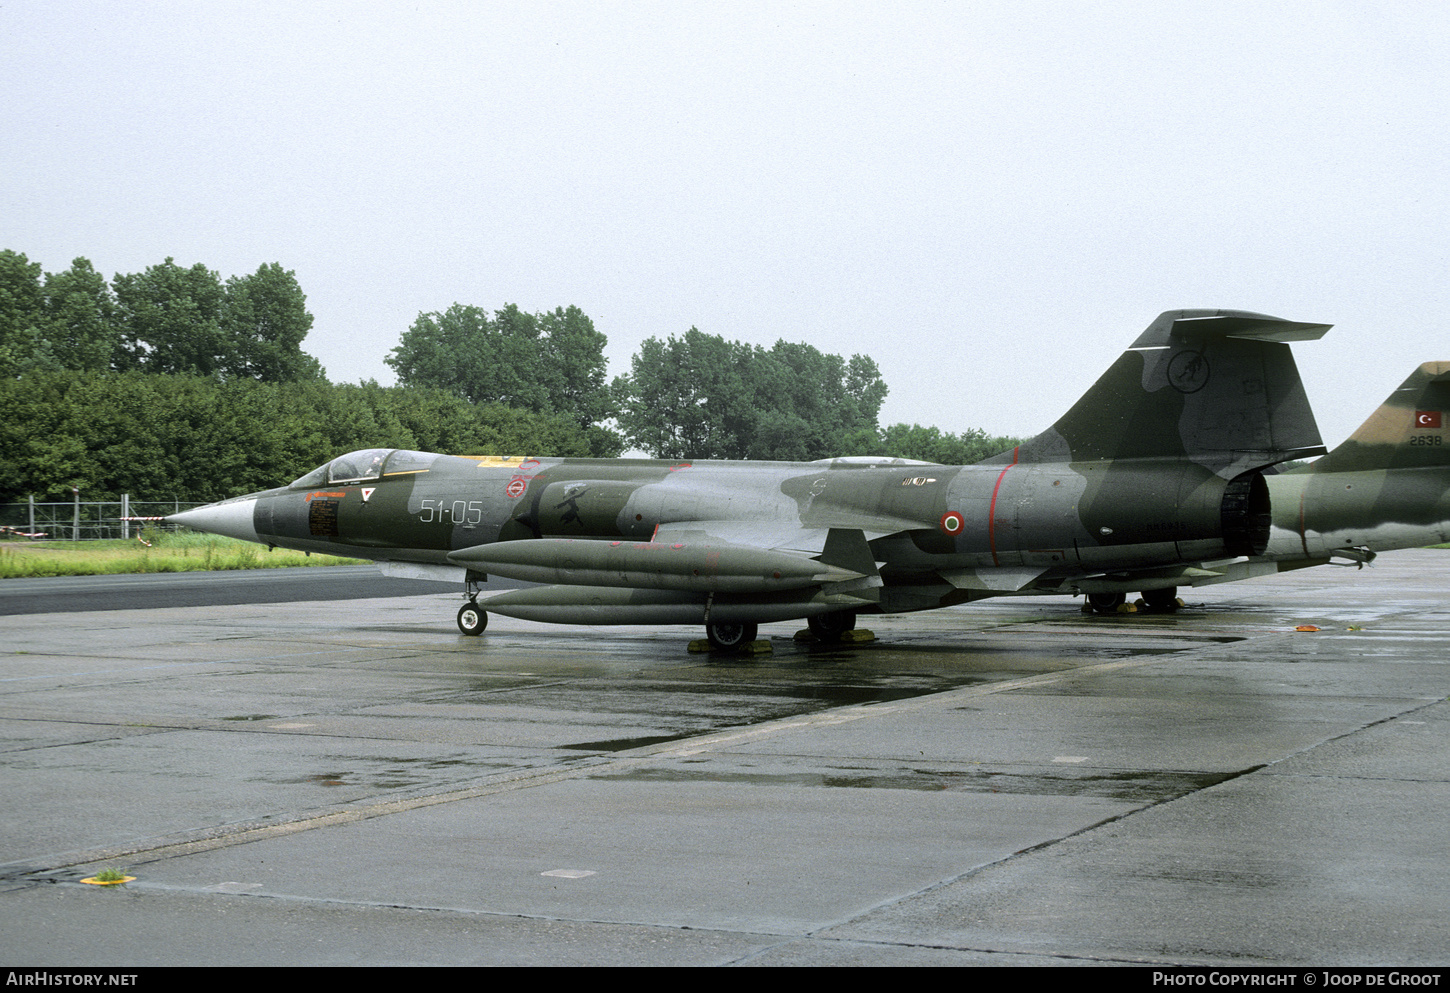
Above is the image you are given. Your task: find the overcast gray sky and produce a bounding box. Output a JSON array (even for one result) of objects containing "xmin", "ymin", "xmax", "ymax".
[{"xmin": 5, "ymin": 1, "xmax": 1448, "ymax": 450}]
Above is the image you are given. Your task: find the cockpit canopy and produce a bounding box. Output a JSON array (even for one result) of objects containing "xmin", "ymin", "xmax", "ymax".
[{"xmin": 289, "ymin": 449, "xmax": 440, "ymax": 488}]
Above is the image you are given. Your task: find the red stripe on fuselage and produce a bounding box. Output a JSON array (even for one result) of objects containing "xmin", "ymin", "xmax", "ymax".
[
  {"xmin": 1298, "ymin": 488, "xmax": 1309, "ymax": 557},
  {"xmin": 987, "ymin": 446, "xmax": 1020, "ymax": 567}
]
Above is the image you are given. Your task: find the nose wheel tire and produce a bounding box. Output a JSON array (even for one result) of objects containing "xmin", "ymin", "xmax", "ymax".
[
  {"xmin": 457, "ymin": 601, "xmax": 487, "ymax": 636},
  {"xmin": 705, "ymin": 620, "xmax": 757, "ymax": 650}
]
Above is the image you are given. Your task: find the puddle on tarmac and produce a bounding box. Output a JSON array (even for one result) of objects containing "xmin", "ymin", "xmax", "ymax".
[
  {"xmin": 560, "ymin": 733, "xmax": 690, "ymax": 752},
  {"xmin": 264, "ymin": 755, "xmax": 524, "ymax": 791},
  {"xmin": 547, "ymin": 639, "xmax": 1239, "ymax": 751},
  {"xmin": 589, "ymin": 764, "xmax": 1239, "ymax": 802},
  {"xmin": 552, "ymin": 679, "xmax": 983, "ymax": 751}
]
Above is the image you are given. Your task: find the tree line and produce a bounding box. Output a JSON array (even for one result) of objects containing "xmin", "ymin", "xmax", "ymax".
[
  {"xmin": 0, "ymin": 372, "xmax": 615, "ymax": 504},
  {"xmin": 2, "ymin": 249, "xmax": 1019, "ymax": 502},
  {"xmin": 390, "ymin": 312, "xmax": 1019, "ymax": 464},
  {"xmin": 0, "ymin": 251, "xmax": 323, "ymax": 383}
]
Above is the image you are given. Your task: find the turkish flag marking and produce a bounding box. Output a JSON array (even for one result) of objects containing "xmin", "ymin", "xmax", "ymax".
[{"xmin": 1415, "ymin": 411, "xmax": 1442, "ymax": 429}]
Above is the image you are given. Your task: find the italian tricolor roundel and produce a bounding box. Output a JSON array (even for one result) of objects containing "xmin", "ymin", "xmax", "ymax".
[{"xmin": 939, "ymin": 511, "xmax": 965, "ymax": 535}]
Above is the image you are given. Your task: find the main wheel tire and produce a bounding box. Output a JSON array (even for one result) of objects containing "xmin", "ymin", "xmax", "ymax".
[
  {"xmin": 705, "ymin": 620, "xmax": 758, "ymax": 650},
  {"xmin": 807, "ymin": 610, "xmax": 857, "ymax": 640},
  {"xmin": 1087, "ymin": 592, "xmax": 1126, "ymax": 615},
  {"xmin": 1141, "ymin": 587, "xmax": 1180, "ymax": 613},
  {"xmin": 457, "ymin": 602, "xmax": 487, "ymax": 636}
]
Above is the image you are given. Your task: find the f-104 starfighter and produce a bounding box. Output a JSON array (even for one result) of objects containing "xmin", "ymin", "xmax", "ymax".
[{"xmin": 170, "ymin": 310, "xmax": 1450, "ymax": 648}]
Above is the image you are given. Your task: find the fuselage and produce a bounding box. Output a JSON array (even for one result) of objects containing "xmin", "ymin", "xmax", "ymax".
[
  {"xmin": 178, "ymin": 446, "xmax": 1291, "ymax": 616},
  {"xmin": 1264, "ymin": 466, "xmax": 1450, "ymax": 562}
]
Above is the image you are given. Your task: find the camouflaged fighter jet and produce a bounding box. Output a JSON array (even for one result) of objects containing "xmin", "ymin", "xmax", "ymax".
[
  {"xmin": 1256, "ymin": 362, "xmax": 1450, "ymax": 574},
  {"xmin": 1055, "ymin": 360, "xmax": 1450, "ymax": 613},
  {"xmin": 171, "ymin": 308, "xmax": 1436, "ymax": 648}
]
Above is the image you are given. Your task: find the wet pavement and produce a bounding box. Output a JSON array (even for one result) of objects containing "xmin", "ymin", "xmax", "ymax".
[
  {"xmin": 0, "ymin": 564, "xmax": 462, "ymax": 614},
  {"xmin": 1, "ymin": 553, "xmax": 1447, "ymax": 966}
]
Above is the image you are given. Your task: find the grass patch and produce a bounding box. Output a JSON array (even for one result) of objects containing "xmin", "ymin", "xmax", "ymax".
[{"xmin": 0, "ymin": 531, "xmax": 367, "ymax": 579}]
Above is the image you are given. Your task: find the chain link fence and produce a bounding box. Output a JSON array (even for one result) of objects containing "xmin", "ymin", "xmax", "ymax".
[{"xmin": 0, "ymin": 496, "xmax": 206, "ymax": 541}]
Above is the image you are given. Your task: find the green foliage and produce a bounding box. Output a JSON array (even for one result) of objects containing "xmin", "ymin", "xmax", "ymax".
[
  {"xmin": 535, "ymin": 305, "xmax": 614, "ymax": 428},
  {"xmin": 0, "ymin": 370, "xmax": 617, "ymax": 503},
  {"xmin": 220, "ymin": 263, "xmax": 325, "ymax": 382},
  {"xmin": 0, "ymin": 534, "xmax": 366, "ymax": 579},
  {"xmin": 612, "ymin": 328, "xmax": 890, "ymax": 461},
  {"xmin": 0, "ymin": 250, "xmax": 324, "ymax": 383},
  {"xmin": 43, "ymin": 258, "xmax": 117, "ymax": 372},
  {"xmin": 612, "ymin": 330, "xmax": 753, "ymax": 459},
  {"xmin": 0, "ymin": 250, "xmax": 60, "ymax": 377},
  {"xmin": 875, "ymin": 423, "xmax": 951, "ymax": 462},
  {"xmin": 3, "ymin": 247, "xmax": 1014, "ymax": 497},
  {"xmin": 0, "ymin": 254, "xmax": 121, "ymax": 376},
  {"xmin": 874, "ymin": 423, "xmax": 1024, "ymax": 465},
  {"xmin": 386, "ymin": 303, "xmax": 613, "ymax": 431},
  {"xmin": 111, "ymin": 258, "xmax": 229, "ymax": 376}
]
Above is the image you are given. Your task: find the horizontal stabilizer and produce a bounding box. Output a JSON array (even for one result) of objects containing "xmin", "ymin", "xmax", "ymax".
[{"xmin": 1133, "ymin": 312, "xmax": 1332, "ymax": 347}]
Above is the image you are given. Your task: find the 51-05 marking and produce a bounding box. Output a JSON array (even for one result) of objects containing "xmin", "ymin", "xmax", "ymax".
[{"xmin": 418, "ymin": 499, "xmax": 485, "ymax": 525}]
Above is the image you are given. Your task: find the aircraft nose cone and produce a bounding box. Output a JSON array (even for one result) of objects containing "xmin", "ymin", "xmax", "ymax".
[{"xmin": 167, "ymin": 497, "xmax": 260, "ymax": 544}]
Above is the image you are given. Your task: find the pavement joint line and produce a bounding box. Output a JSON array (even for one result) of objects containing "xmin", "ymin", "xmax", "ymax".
[
  {"xmin": 4, "ymin": 645, "xmax": 1206, "ymax": 880},
  {"xmin": 797, "ymin": 642, "xmax": 1449, "ymax": 947},
  {"xmin": 64, "ymin": 873, "xmax": 1186, "ymax": 966},
  {"xmin": 1251, "ymin": 691, "xmax": 1450, "ymax": 776},
  {"xmin": 806, "ymin": 759, "xmax": 1272, "ymax": 946},
  {"xmin": 5, "ymin": 756, "xmax": 616, "ymax": 878}
]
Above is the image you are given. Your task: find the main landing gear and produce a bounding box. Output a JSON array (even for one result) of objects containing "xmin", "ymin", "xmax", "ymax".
[
  {"xmin": 704, "ymin": 620, "xmax": 758, "ymax": 650},
  {"xmin": 1085, "ymin": 592, "xmax": 1127, "ymax": 614},
  {"xmin": 1139, "ymin": 587, "xmax": 1181, "ymax": 613},
  {"xmin": 806, "ymin": 609, "xmax": 858, "ymax": 641},
  {"xmin": 1084, "ymin": 587, "xmax": 1181, "ymax": 615}
]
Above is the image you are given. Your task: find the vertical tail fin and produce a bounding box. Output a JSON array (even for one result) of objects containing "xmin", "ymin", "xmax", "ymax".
[
  {"xmin": 996, "ymin": 310, "xmax": 1330, "ymax": 477},
  {"xmin": 1300, "ymin": 363, "xmax": 1450, "ymax": 473}
]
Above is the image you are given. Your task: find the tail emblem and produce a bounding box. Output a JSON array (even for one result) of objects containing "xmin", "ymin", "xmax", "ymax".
[{"xmin": 1167, "ymin": 350, "xmax": 1210, "ymax": 393}]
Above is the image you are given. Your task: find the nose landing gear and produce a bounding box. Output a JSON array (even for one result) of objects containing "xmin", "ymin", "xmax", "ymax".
[{"xmin": 457, "ymin": 599, "xmax": 487, "ymax": 636}]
